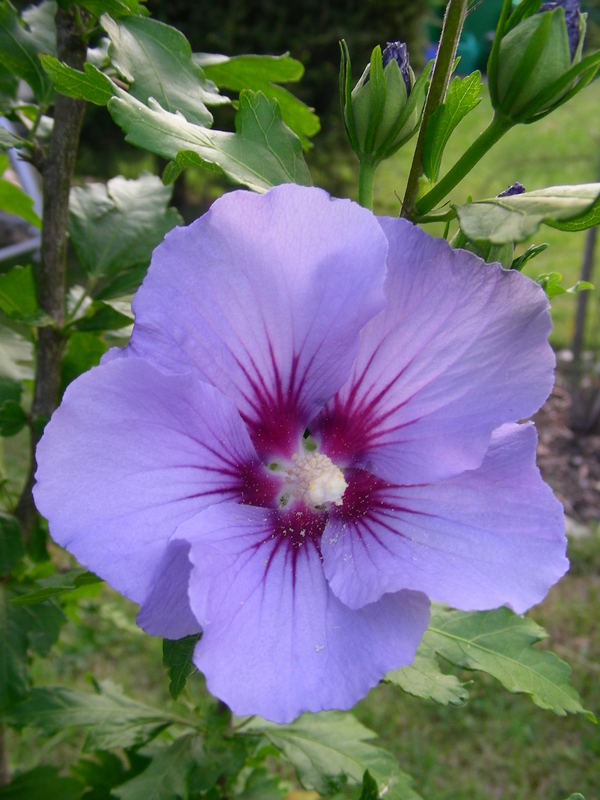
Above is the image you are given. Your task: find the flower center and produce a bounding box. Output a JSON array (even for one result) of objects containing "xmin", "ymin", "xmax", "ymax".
[{"xmin": 282, "ymin": 451, "xmax": 347, "ymax": 508}]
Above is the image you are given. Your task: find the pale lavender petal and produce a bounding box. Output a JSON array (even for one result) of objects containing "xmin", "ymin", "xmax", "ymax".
[
  {"xmin": 314, "ymin": 219, "xmax": 554, "ymax": 484},
  {"xmin": 175, "ymin": 502, "xmax": 429, "ymax": 723},
  {"xmin": 34, "ymin": 357, "xmax": 271, "ymax": 604},
  {"xmin": 323, "ymin": 424, "xmax": 567, "ymax": 613},
  {"xmin": 128, "ymin": 184, "xmax": 388, "ymax": 459}
]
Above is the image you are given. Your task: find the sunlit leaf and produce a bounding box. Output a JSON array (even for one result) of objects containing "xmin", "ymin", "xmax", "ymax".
[
  {"xmin": 39, "ymin": 55, "xmax": 114, "ymax": 105},
  {"xmin": 198, "ymin": 52, "xmax": 319, "ymax": 147},
  {"xmin": 10, "ymin": 567, "xmax": 100, "ymax": 605},
  {"xmin": 455, "ymin": 184, "xmax": 600, "ymax": 243},
  {"xmin": 107, "ymin": 89, "xmax": 311, "ymax": 192},
  {"xmin": 102, "ymin": 14, "xmax": 226, "ymax": 126}
]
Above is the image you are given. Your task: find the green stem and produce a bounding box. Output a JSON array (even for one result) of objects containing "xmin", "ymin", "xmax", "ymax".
[
  {"xmin": 401, "ymin": 0, "xmax": 469, "ymax": 219},
  {"xmin": 358, "ymin": 160, "xmax": 376, "ymax": 209},
  {"xmin": 415, "ymin": 114, "xmax": 512, "ymax": 217}
]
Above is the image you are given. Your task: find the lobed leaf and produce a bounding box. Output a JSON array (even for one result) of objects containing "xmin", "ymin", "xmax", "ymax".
[
  {"xmin": 422, "ymin": 71, "xmax": 482, "ymax": 181},
  {"xmin": 198, "ymin": 52, "xmax": 319, "ymax": 148},
  {"xmin": 425, "ymin": 607, "xmax": 593, "ymax": 718},
  {"xmin": 386, "ymin": 648, "xmax": 468, "ymax": 706},
  {"xmin": 107, "ymin": 90, "xmax": 311, "ymax": 192},
  {"xmin": 68, "ymin": 174, "xmax": 182, "ymax": 280},
  {"xmin": 102, "ymin": 14, "xmax": 226, "ymax": 126},
  {"xmin": 9, "ymin": 682, "xmax": 190, "ymax": 750},
  {"xmin": 243, "ymin": 712, "xmax": 422, "ymax": 799},
  {"xmin": 39, "ymin": 55, "xmax": 114, "ymax": 105}
]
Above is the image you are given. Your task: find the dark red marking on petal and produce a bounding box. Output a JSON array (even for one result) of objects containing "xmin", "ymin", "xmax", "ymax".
[
  {"xmin": 239, "ymin": 461, "xmax": 284, "ymax": 508},
  {"xmin": 313, "ymin": 359, "xmax": 422, "ymax": 465}
]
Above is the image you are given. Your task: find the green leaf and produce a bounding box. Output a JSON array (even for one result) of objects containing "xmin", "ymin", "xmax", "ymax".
[
  {"xmin": 0, "ymin": 584, "xmax": 64, "ymax": 708},
  {"xmin": 0, "ymin": 1, "xmax": 55, "ymax": 102},
  {"xmin": 386, "ymin": 648, "xmax": 468, "ymax": 706},
  {"xmin": 423, "ymin": 71, "xmax": 482, "ymax": 181},
  {"xmin": 0, "ymin": 513, "xmax": 23, "ymax": 574},
  {"xmin": 71, "ymin": 300, "xmax": 132, "ymax": 332},
  {"xmin": 0, "ymin": 128, "xmax": 27, "ymax": 151},
  {"xmin": 163, "ymin": 634, "xmax": 200, "ymax": 699},
  {"xmin": 0, "ymin": 765, "xmax": 83, "ymax": 800},
  {"xmin": 114, "ymin": 736, "xmax": 199, "ymax": 800},
  {"xmin": 198, "ymin": 53, "xmax": 319, "ymax": 148},
  {"xmin": 0, "ymin": 179, "xmax": 40, "ymax": 228},
  {"xmin": 0, "ymin": 265, "xmax": 46, "ymax": 324},
  {"xmin": 60, "ymin": 332, "xmax": 107, "ymax": 390},
  {"xmin": 455, "ymin": 184, "xmax": 600, "ymax": 243},
  {"xmin": 546, "ymin": 193, "xmax": 600, "ymax": 232},
  {"xmin": 10, "ymin": 567, "xmax": 101, "ymax": 605},
  {"xmin": 0, "ymin": 328, "xmax": 33, "ymax": 386},
  {"xmin": 243, "ymin": 712, "xmax": 422, "ymax": 799},
  {"xmin": 535, "ymin": 272, "xmax": 594, "ymax": 299},
  {"xmin": 0, "ymin": 400, "xmax": 26, "ymax": 436},
  {"xmin": 9, "ymin": 682, "xmax": 188, "ymax": 750},
  {"xmin": 107, "ymin": 89, "xmax": 311, "ymax": 192},
  {"xmin": 359, "ymin": 770, "xmax": 379, "ymax": 800},
  {"xmin": 102, "ymin": 14, "xmax": 225, "ymax": 127},
  {"xmin": 78, "ymin": 0, "xmax": 147, "ymax": 17},
  {"xmin": 39, "ymin": 55, "xmax": 114, "ymax": 105},
  {"xmin": 425, "ymin": 607, "xmax": 593, "ymax": 718},
  {"xmin": 69, "ymin": 174, "xmax": 182, "ymax": 279},
  {"xmin": 71, "ymin": 751, "xmax": 135, "ymax": 799},
  {"xmin": 511, "ymin": 242, "xmax": 548, "ymax": 271}
]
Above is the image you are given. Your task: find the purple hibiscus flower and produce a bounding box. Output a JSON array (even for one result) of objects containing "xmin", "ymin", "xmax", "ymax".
[{"xmin": 34, "ymin": 185, "xmax": 567, "ymax": 723}]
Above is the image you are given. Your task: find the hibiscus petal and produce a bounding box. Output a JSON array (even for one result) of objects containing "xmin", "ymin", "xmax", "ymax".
[
  {"xmin": 315, "ymin": 219, "xmax": 554, "ymax": 484},
  {"xmin": 322, "ymin": 424, "xmax": 567, "ymax": 613},
  {"xmin": 128, "ymin": 184, "xmax": 388, "ymax": 459},
  {"xmin": 34, "ymin": 357, "xmax": 263, "ymax": 604},
  {"xmin": 174, "ymin": 502, "xmax": 429, "ymax": 723}
]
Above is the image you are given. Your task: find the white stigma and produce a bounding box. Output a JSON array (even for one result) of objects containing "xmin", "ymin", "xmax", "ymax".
[{"xmin": 286, "ymin": 451, "xmax": 347, "ymax": 507}]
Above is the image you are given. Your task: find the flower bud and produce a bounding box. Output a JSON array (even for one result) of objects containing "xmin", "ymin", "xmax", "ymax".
[
  {"xmin": 488, "ymin": 0, "xmax": 593, "ymax": 123},
  {"xmin": 340, "ymin": 39, "xmax": 428, "ymax": 164},
  {"xmin": 498, "ymin": 181, "xmax": 526, "ymax": 197}
]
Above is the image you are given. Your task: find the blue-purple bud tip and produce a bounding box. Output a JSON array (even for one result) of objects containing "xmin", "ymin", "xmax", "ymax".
[
  {"xmin": 540, "ymin": 0, "xmax": 580, "ymax": 58},
  {"xmin": 498, "ymin": 181, "xmax": 526, "ymax": 197},
  {"xmin": 382, "ymin": 40, "xmax": 412, "ymax": 94}
]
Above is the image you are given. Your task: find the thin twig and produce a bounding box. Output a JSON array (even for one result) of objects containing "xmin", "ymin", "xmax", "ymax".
[{"xmin": 14, "ymin": 7, "xmax": 87, "ymax": 540}]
